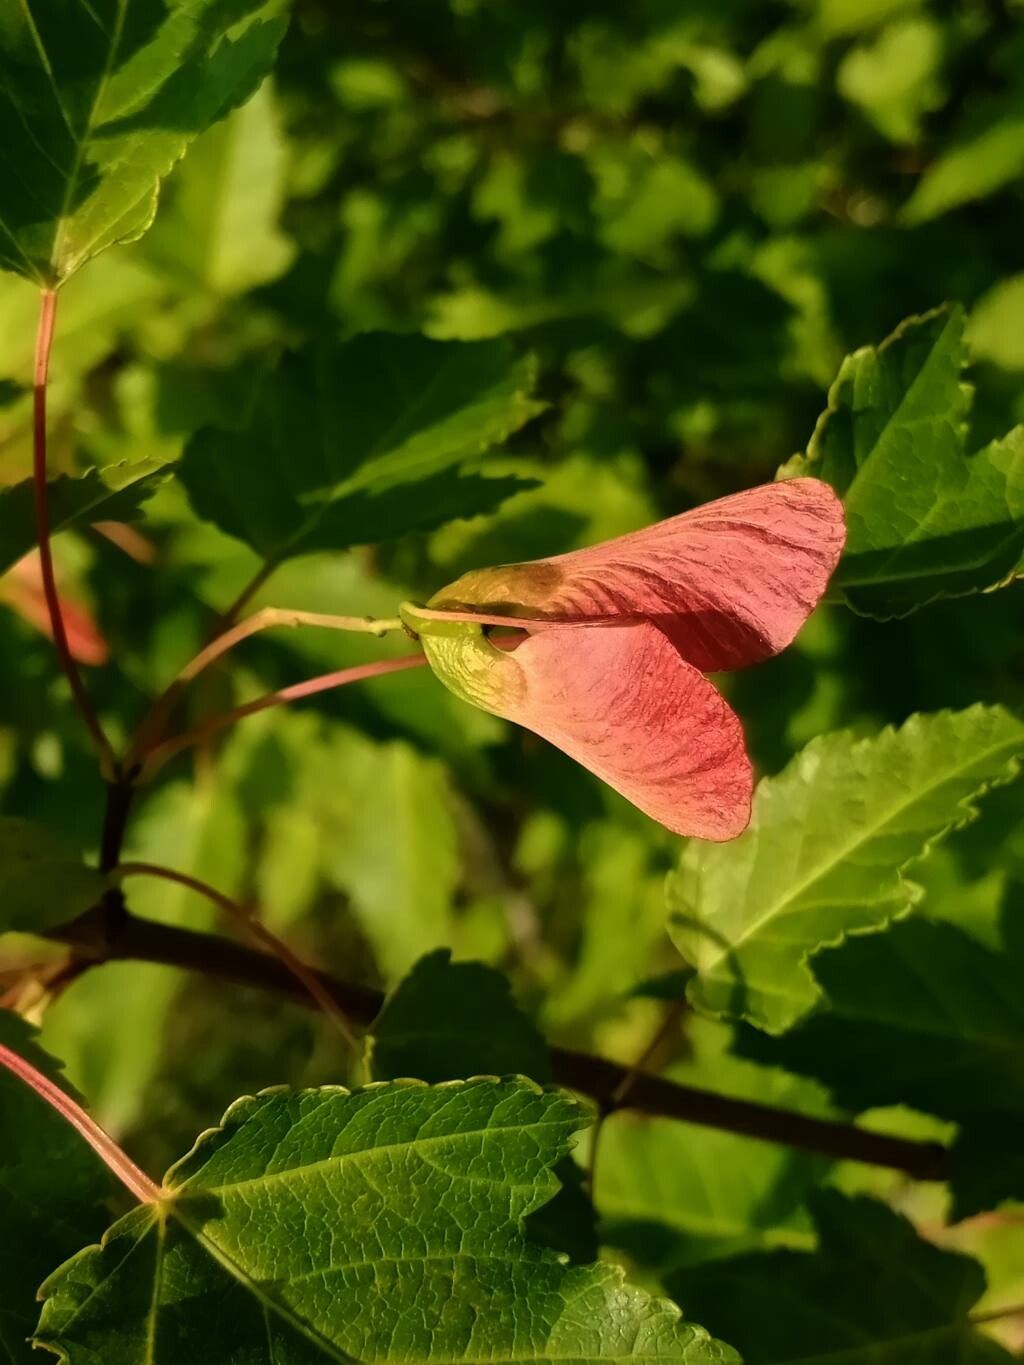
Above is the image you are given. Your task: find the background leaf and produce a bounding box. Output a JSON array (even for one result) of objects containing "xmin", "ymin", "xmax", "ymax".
[
  {"xmin": 141, "ymin": 81, "xmax": 294, "ymax": 297},
  {"xmin": 322, "ymin": 741, "xmax": 462, "ymax": 982},
  {"xmin": 597, "ymin": 1016, "xmax": 829, "ymax": 1274},
  {"xmin": 0, "ymin": 816, "xmax": 104, "ymax": 933},
  {"xmin": 40, "ymin": 776, "xmax": 247, "ymax": 1135}
]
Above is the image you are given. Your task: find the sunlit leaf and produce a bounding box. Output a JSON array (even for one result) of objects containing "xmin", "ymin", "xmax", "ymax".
[
  {"xmin": 0, "ymin": 0, "xmax": 288, "ymax": 284},
  {"xmin": 36, "ymin": 1079, "xmax": 736, "ymax": 1363},
  {"xmin": 836, "ymin": 18, "xmax": 943, "ymax": 144},
  {"xmin": 782, "ymin": 307, "xmax": 1024, "ymax": 618},
  {"xmin": 142, "ymin": 81, "xmax": 294, "ymax": 295},
  {"xmin": 668, "ymin": 706, "xmax": 1024, "ymax": 1032},
  {"xmin": 370, "ymin": 949, "xmax": 596, "ymax": 1262}
]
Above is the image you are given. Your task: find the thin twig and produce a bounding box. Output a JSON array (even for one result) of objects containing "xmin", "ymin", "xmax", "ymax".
[
  {"xmin": 129, "ymin": 607, "xmax": 405, "ymax": 763},
  {"xmin": 114, "ymin": 863, "xmax": 360, "ymax": 1053},
  {"xmin": 46, "ymin": 910, "xmax": 953, "ymax": 1183},
  {"xmin": 0, "ymin": 1040, "xmax": 160, "ymax": 1203},
  {"xmin": 172, "ymin": 608, "xmax": 405, "ymax": 687},
  {"xmin": 31, "ymin": 289, "xmax": 117, "ymax": 776},
  {"xmin": 588, "ymin": 997, "xmax": 689, "ymax": 1196},
  {"xmin": 138, "ymin": 652, "xmax": 429, "ymax": 780},
  {"xmin": 609, "ymin": 998, "xmax": 690, "ymax": 1110},
  {"xmin": 127, "ymin": 559, "xmax": 279, "ymax": 761},
  {"xmin": 92, "ymin": 521, "xmax": 158, "ymax": 564}
]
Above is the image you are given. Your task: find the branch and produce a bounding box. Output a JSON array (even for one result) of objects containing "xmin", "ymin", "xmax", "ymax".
[
  {"xmin": 99, "ymin": 780, "xmax": 135, "ymax": 874},
  {"xmin": 175, "ymin": 608, "xmax": 406, "ymax": 688},
  {"xmin": 129, "ymin": 606, "xmax": 406, "ymax": 762},
  {"xmin": 114, "ymin": 862, "xmax": 359, "ymax": 1051},
  {"xmin": 137, "ymin": 652, "xmax": 429, "ymax": 779},
  {"xmin": 47, "ymin": 910, "xmax": 951, "ymax": 1184},
  {"xmin": 32, "ymin": 289, "xmax": 117, "ymax": 775}
]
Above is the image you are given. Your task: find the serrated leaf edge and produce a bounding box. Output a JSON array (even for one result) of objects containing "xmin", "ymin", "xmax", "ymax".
[
  {"xmin": 32, "ymin": 1078, "xmax": 734, "ymax": 1363},
  {"xmin": 680, "ymin": 704, "xmax": 1024, "ymax": 1034}
]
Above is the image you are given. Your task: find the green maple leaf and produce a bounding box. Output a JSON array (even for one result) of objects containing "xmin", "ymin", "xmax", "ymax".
[
  {"xmin": 670, "ymin": 1191, "xmax": 1014, "ymax": 1365},
  {"xmin": 598, "ymin": 1016, "xmax": 827, "ymax": 1274},
  {"xmin": 369, "ymin": 950, "xmax": 596, "ymax": 1264},
  {"xmin": 0, "ymin": 461, "xmax": 167, "ymax": 577},
  {"xmin": 668, "ymin": 706, "xmax": 1024, "ymax": 1033},
  {"xmin": 0, "ymin": 0, "xmax": 288, "ymax": 285},
  {"xmin": 177, "ymin": 335, "xmax": 543, "ymax": 565},
  {"xmin": 35, "ymin": 1079, "xmax": 736, "ymax": 1363},
  {"xmin": 369, "ymin": 949, "xmax": 552, "ymax": 1086},
  {"xmin": 736, "ymin": 912, "xmax": 1024, "ymax": 1216},
  {"xmin": 782, "ymin": 306, "xmax": 1024, "ymax": 619},
  {"xmin": 141, "ymin": 80, "xmax": 294, "ymax": 296}
]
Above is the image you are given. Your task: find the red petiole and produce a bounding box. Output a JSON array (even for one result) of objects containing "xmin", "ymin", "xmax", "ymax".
[{"xmin": 0, "ymin": 1040, "xmax": 160, "ymax": 1205}]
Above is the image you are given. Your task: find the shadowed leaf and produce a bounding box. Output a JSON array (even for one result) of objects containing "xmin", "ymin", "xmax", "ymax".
[
  {"xmin": 0, "ymin": 461, "xmax": 168, "ymax": 577},
  {"xmin": 0, "ymin": 817, "xmax": 105, "ymax": 933},
  {"xmin": 670, "ymin": 1191, "xmax": 1013, "ymax": 1364},
  {"xmin": 0, "ymin": 1013, "xmax": 112, "ymax": 1365},
  {"xmin": 736, "ymin": 912, "xmax": 1024, "ymax": 1216},
  {"xmin": 178, "ymin": 335, "xmax": 543, "ymax": 562}
]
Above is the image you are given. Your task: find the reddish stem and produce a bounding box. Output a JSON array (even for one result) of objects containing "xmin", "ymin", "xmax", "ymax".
[
  {"xmin": 0, "ymin": 1040, "xmax": 160, "ymax": 1204},
  {"xmin": 32, "ymin": 289, "xmax": 117, "ymax": 775},
  {"xmin": 138, "ymin": 652, "xmax": 429, "ymax": 779},
  {"xmin": 128, "ymin": 607, "xmax": 404, "ymax": 765},
  {"xmin": 172, "ymin": 608, "xmax": 405, "ymax": 688},
  {"xmin": 114, "ymin": 862, "xmax": 359, "ymax": 1051}
]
